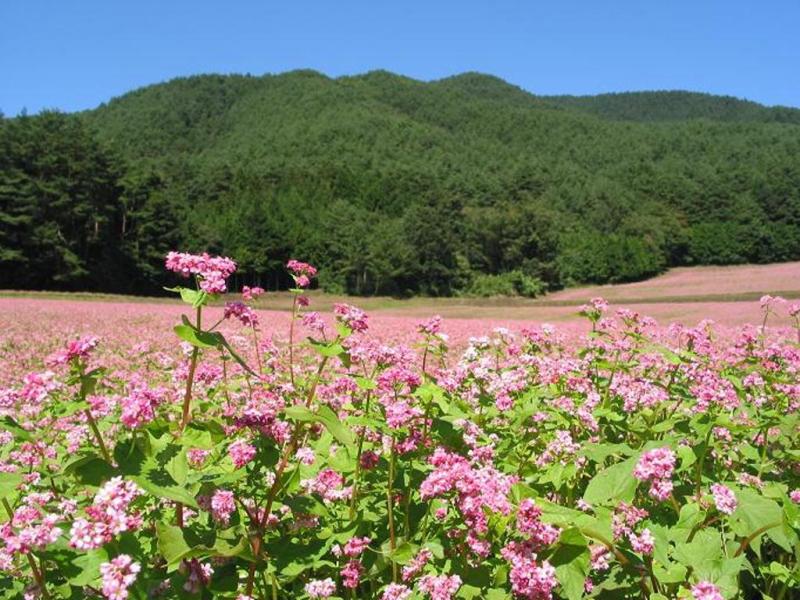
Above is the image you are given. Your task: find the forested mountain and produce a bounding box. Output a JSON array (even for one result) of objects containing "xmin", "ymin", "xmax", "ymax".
[
  {"xmin": 546, "ymin": 90, "xmax": 800, "ymax": 124},
  {"xmin": 2, "ymin": 70, "xmax": 800, "ymax": 296}
]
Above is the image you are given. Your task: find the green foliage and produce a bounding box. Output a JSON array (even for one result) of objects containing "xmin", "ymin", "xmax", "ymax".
[
  {"xmin": 3, "ymin": 72, "xmax": 800, "ymax": 294},
  {"xmin": 463, "ymin": 270, "xmax": 545, "ymax": 298}
]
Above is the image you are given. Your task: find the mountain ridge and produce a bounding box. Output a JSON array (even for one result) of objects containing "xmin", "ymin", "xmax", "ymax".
[{"xmin": 3, "ymin": 69, "xmax": 800, "ymax": 296}]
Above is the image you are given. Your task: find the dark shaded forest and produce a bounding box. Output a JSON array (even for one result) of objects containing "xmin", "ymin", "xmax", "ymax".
[{"xmin": 2, "ymin": 70, "xmax": 799, "ymax": 296}]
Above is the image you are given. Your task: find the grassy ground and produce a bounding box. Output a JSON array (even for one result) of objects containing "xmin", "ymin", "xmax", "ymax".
[{"xmin": 3, "ymin": 261, "xmax": 799, "ymax": 325}]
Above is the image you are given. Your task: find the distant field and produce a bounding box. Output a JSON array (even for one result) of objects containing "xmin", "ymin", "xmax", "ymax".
[{"xmin": 2, "ymin": 261, "xmax": 798, "ymax": 328}]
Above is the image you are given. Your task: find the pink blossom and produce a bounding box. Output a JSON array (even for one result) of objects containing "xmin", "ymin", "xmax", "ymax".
[
  {"xmin": 224, "ymin": 301, "xmax": 259, "ymax": 327},
  {"xmin": 47, "ymin": 335, "xmax": 100, "ymax": 366},
  {"xmin": 501, "ymin": 542, "xmax": 557, "ymax": 600},
  {"xmin": 691, "ymin": 581, "xmax": 724, "ymax": 600},
  {"xmin": 287, "ymin": 260, "xmax": 317, "ymax": 288},
  {"xmin": 359, "ymin": 451, "xmax": 380, "ymax": 470},
  {"xmin": 516, "ymin": 499, "xmax": 561, "ymax": 547},
  {"xmin": 381, "ymin": 583, "xmax": 412, "ymax": 600},
  {"xmin": 418, "ymin": 574, "xmax": 462, "ymax": 600},
  {"xmin": 165, "ymin": 251, "xmax": 237, "ymax": 294},
  {"xmin": 634, "ymin": 447, "xmax": 676, "ymax": 481},
  {"xmin": 99, "ymin": 554, "xmax": 140, "ymax": 600},
  {"xmin": 710, "ymin": 484, "xmax": 737, "ymax": 515},
  {"xmin": 343, "ymin": 536, "xmax": 371, "ymax": 557},
  {"xmin": 69, "ymin": 477, "xmax": 142, "ymax": 550},
  {"xmin": 241, "ymin": 286, "xmax": 265, "ymax": 301},
  {"xmin": 402, "ymin": 548, "xmax": 432, "ymax": 581},
  {"xmin": 305, "ymin": 578, "xmax": 336, "ymax": 598},
  {"xmin": 628, "ymin": 528, "xmax": 655, "ymax": 555},
  {"xmin": 228, "ymin": 439, "xmax": 256, "ymax": 469},
  {"xmin": 187, "ymin": 448, "xmax": 211, "ymax": 468},
  {"xmin": 334, "ymin": 303, "xmax": 369, "ymax": 332},
  {"xmin": 341, "ymin": 559, "xmax": 364, "ymax": 588},
  {"xmin": 301, "ymin": 468, "xmax": 352, "ymax": 502},
  {"xmin": 295, "ymin": 446, "xmax": 316, "ymax": 465},
  {"xmin": 210, "ymin": 489, "xmax": 236, "ymax": 524}
]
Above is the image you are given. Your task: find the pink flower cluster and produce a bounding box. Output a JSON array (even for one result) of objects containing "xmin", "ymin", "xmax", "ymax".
[
  {"xmin": 69, "ymin": 478, "xmax": 142, "ymax": 550},
  {"xmin": 691, "ymin": 581, "xmax": 724, "ymax": 600},
  {"xmin": 99, "ymin": 554, "xmax": 140, "ymax": 600},
  {"xmin": 341, "ymin": 559, "xmax": 365, "ymax": 588},
  {"xmin": 0, "ymin": 496, "xmax": 62, "ymax": 556},
  {"xmin": 420, "ymin": 447, "xmax": 515, "ymax": 549},
  {"xmin": 286, "ymin": 259, "xmax": 317, "ymax": 288},
  {"xmin": 47, "ymin": 335, "xmax": 100, "ymax": 366},
  {"xmin": 710, "ymin": 483, "xmax": 737, "ymax": 515},
  {"xmin": 516, "ymin": 499, "xmax": 561, "ymax": 548},
  {"xmin": 165, "ymin": 251, "xmax": 237, "ymax": 294},
  {"xmin": 224, "ymin": 301, "xmax": 259, "ymax": 327},
  {"xmin": 120, "ymin": 380, "xmax": 166, "ymax": 428},
  {"xmin": 381, "ymin": 583, "xmax": 412, "ymax": 600},
  {"xmin": 343, "ymin": 536, "xmax": 371, "ymax": 557},
  {"xmin": 241, "ymin": 285, "xmax": 265, "ymax": 301},
  {"xmin": 633, "ymin": 447, "xmax": 676, "ymax": 501},
  {"xmin": 301, "ymin": 468, "xmax": 352, "ymax": 502},
  {"xmin": 305, "ymin": 577, "xmax": 336, "ymax": 598},
  {"xmin": 228, "ymin": 439, "xmax": 257, "ymax": 469},
  {"xmin": 334, "ymin": 303, "xmax": 369, "ymax": 332},
  {"xmin": 628, "ymin": 528, "xmax": 655, "ymax": 555},
  {"xmin": 418, "ymin": 574, "xmax": 462, "ymax": 600},
  {"xmin": 210, "ymin": 489, "xmax": 236, "ymax": 524},
  {"xmin": 501, "ymin": 542, "xmax": 557, "ymax": 600}
]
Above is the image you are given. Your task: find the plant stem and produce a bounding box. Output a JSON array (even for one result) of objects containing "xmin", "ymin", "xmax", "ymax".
[
  {"xmin": 245, "ymin": 353, "xmax": 332, "ymax": 596},
  {"xmin": 179, "ymin": 306, "xmax": 203, "ymax": 433},
  {"xmin": 733, "ymin": 521, "xmax": 783, "ymax": 557},
  {"xmin": 84, "ymin": 408, "xmax": 111, "ymax": 463},
  {"xmin": 252, "ymin": 324, "xmax": 263, "ymax": 375},
  {"xmin": 387, "ymin": 439, "xmax": 398, "ymax": 582},
  {"xmin": 3, "ymin": 499, "xmax": 49, "ymax": 598},
  {"xmin": 288, "ymin": 294, "xmax": 298, "ymax": 386},
  {"xmin": 694, "ymin": 422, "xmax": 714, "ymax": 499},
  {"xmin": 350, "ymin": 391, "xmax": 372, "ymax": 521}
]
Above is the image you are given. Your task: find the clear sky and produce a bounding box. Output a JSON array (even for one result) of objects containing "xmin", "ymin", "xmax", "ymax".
[{"xmin": 2, "ymin": 0, "xmax": 799, "ymax": 115}]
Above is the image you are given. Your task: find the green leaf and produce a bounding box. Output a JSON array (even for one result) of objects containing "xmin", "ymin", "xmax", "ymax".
[
  {"xmin": 673, "ymin": 528, "xmax": 724, "ymax": 571},
  {"xmin": 1, "ymin": 416, "xmax": 32, "ymax": 441},
  {"xmin": 457, "ymin": 584, "xmax": 483, "ymax": 599},
  {"xmin": 0, "ymin": 472, "xmax": 23, "ymax": 502},
  {"xmin": 676, "ymin": 444, "xmax": 696, "ymax": 472},
  {"xmin": 284, "ymin": 405, "xmax": 355, "ymax": 447},
  {"xmin": 582, "ymin": 456, "xmax": 639, "ymax": 505},
  {"xmin": 156, "ymin": 522, "xmax": 192, "ymax": 567},
  {"xmin": 732, "ymin": 488, "xmax": 792, "ymax": 552},
  {"xmin": 69, "ymin": 548, "xmax": 108, "ymax": 586},
  {"xmin": 174, "ymin": 324, "xmax": 222, "ymax": 349},
  {"xmin": 164, "ymin": 286, "xmax": 208, "ymax": 308},
  {"xmin": 309, "ymin": 339, "xmax": 346, "ymax": 358},
  {"xmin": 115, "ymin": 438, "xmax": 198, "ymax": 508},
  {"xmin": 387, "ymin": 541, "xmax": 418, "ymax": 564},
  {"xmin": 669, "ymin": 502, "xmax": 705, "ymax": 543},
  {"xmin": 550, "ymin": 528, "xmax": 590, "ymax": 600},
  {"xmin": 354, "ymin": 376, "xmax": 377, "ymax": 390}
]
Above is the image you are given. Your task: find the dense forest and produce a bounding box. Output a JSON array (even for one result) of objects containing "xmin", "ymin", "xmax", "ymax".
[{"xmin": 2, "ymin": 70, "xmax": 800, "ymax": 296}]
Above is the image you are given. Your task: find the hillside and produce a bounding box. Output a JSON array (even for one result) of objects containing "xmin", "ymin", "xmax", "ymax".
[
  {"xmin": 2, "ymin": 70, "xmax": 800, "ymax": 296},
  {"xmin": 544, "ymin": 90, "xmax": 800, "ymax": 124}
]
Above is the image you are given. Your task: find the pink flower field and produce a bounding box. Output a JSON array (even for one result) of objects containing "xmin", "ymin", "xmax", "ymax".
[{"xmin": 0, "ymin": 255, "xmax": 799, "ymax": 600}]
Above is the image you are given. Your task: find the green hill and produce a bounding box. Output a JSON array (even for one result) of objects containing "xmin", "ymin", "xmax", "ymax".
[
  {"xmin": 2, "ymin": 70, "xmax": 799, "ymax": 295},
  {"xmin": 544, "ymin": 90, "xmax": 800, "ymax": 124}
]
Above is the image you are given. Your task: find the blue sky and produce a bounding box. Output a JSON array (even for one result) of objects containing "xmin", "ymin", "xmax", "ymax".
[{"xmin": 2, "ymin": 0, "xmax": 798, "ymax": 115}]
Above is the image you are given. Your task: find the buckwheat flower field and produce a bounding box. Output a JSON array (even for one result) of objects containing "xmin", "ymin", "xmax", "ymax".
[{"xmin": 0, "ymin": 255, "xmax": 799, "ymax": 600}]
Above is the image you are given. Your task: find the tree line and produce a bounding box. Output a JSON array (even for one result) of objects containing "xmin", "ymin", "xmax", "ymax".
[{"xmin": 2, "ymin": 71, "xmax": 799, "ymax": 296}]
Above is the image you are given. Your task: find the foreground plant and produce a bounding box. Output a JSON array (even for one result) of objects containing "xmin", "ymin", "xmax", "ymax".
[{"xmin": 0, "ymin": 255, "xmax": 798, "ymax": 599}]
